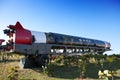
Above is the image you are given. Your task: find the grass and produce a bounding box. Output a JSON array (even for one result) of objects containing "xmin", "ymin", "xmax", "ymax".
[{"xmin": 0, "ymin": 53, "xmax": 120, "ymax": 80}]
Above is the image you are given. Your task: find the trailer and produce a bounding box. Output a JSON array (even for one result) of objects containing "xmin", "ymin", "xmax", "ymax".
[{"xmin": 3, "ymin": 22, "xmax": 111, "ymax": 68}]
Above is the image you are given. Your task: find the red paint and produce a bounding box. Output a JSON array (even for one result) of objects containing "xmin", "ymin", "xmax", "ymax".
[
  {"xmin": 8, "ymin": 32, "xmax": 13, "ymax": 38},
  {"xmin": 5, "ymin": 46, "xmax": 13, "ymax": 51},
  {"xmin": 8, "ymin": 22, "xmax": 24, "ymax": 30},
  {"xmin": 0, "ymin": 39, "xmax": 5, "ymax": 45},
  {"xmin": 15, "ymin": 29, "xmax": 32, "ymax": 44},
  {"xmin": 8, "ymin": 22, "xmax": 32, "ymax": 45}
]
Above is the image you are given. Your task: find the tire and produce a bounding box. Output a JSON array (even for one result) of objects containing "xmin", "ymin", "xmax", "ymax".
[
  {"xmin": 37, "ymin": 55, "xmax": 49, "ymax": 67},
  {"xmin": 98, "ymin": 52, "xmax": 103, "ymax": 54}
]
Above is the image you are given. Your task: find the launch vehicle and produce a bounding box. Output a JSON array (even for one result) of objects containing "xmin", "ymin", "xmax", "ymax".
[{"xmin": 3, "ymin": 22, "xmax": 111, "ymax": 67}]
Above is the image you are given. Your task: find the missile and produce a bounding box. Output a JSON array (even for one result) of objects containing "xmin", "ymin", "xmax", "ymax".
[
  {"xmin": 3, "ymin": 22, "xmax": 111, "ymax": 53},
  {"xmin": 3, "ymin": 22, "xmax": 111, "ymax": 68}
]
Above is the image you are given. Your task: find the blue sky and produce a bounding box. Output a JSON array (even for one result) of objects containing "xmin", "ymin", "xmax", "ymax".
[{"xmin": 0, "ymin": 0, "xmax": 120, "ymax": 54}]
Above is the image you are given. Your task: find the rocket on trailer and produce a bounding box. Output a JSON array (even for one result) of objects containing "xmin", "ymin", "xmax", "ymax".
[{"xmin": 3, "ymin": 22, "xmax": 111, "ymax": 68}]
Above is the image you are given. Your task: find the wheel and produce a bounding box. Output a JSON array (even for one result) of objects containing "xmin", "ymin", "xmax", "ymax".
[
  {"xmin": 98, "ymin": 52, "xmax": 103, "ymax": 54},
  {"xmin": 37, "ymin": 55, "xmax": 49, "ymax": 67},
  {"xmin": 20, "ymin": 56, "xmax": 37, "ymax": 68}
]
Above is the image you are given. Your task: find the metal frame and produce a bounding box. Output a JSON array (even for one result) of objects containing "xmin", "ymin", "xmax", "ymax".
[{"xmin": 14, "ymin": 43, "xmax": 106, "ymax": 56}]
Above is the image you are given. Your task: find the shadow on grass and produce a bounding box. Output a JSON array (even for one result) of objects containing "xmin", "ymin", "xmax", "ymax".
[
  {"xmin": 0, "ymin": 59, "xmax": 19, "ymax": 63},
  {"xmin": 85, "ymin": 63, "xmax": 100, "ymax": 79},
  {"xmin": 85, "ymin": 60, "xmax": 120, "ymax": 79},
  {"xmin": 32, "ymin": 60, "xmax": 120, "ymax": 80},
  {"xmin": 33, "ymin": 64, "xmax": 80, "ymax": 79},
  {"xmin": 32, "ymin": 63, "xmax": 100, "ymax": 79},
  {"xmin": 114, "ymin": 76, "xmax": 120, "ymax": 80},
  {"xmin": 48, "ymin": 65, "xmax": 80, "ymax": 79}
]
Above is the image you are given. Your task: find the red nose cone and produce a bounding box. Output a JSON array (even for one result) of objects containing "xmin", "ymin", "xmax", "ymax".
[
  {"xmin": 7, "ymin": 22, "xmax": 32, "ymax": 45},
  {"xmin": 15, "ymin": 29, "xmax": 32, "ymax": 44},
  {"xmin": 14, "ymin": 22, "xmax": 32, "ymax": 44}
]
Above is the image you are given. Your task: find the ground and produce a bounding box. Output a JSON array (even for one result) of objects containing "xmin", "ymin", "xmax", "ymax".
[{"xmin": 0, "ymin": 53, "xmax": 120, "ymax": 80}]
